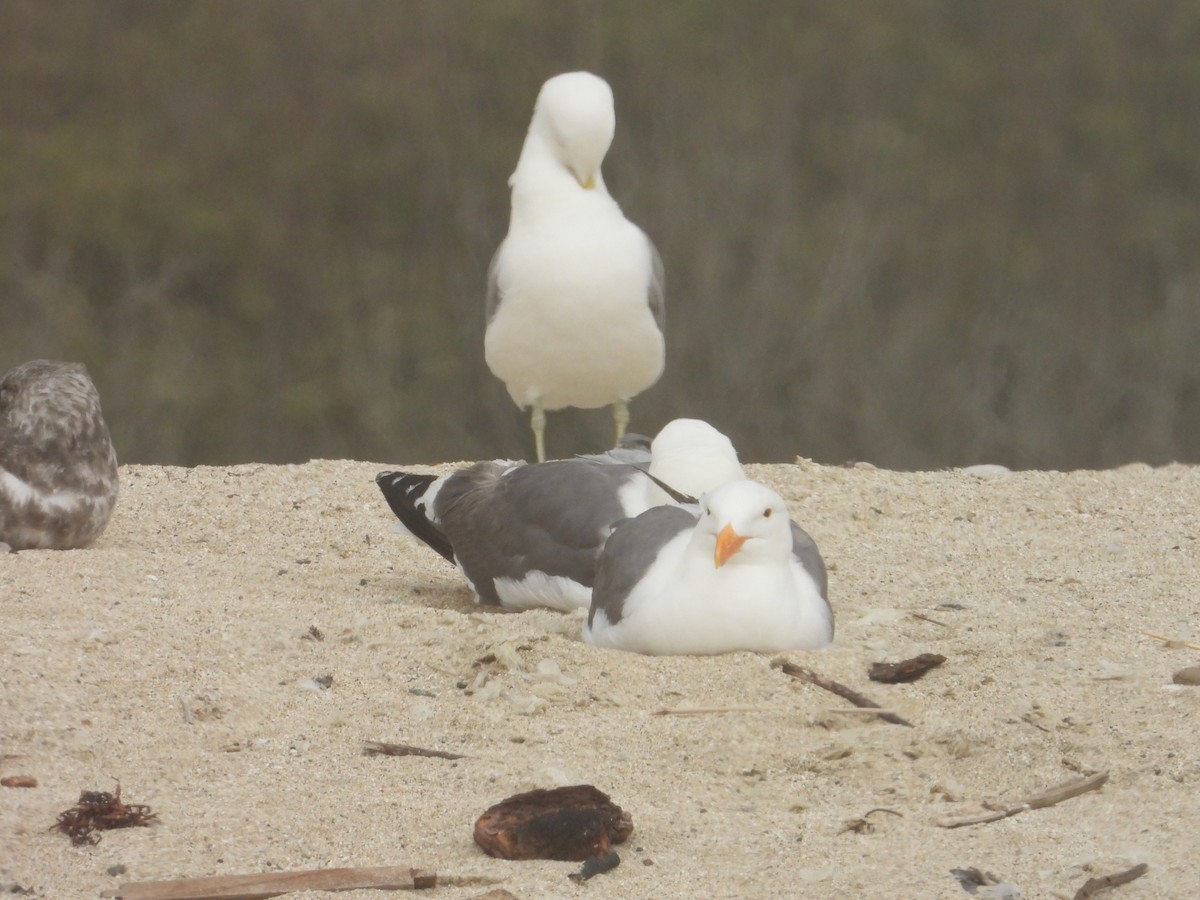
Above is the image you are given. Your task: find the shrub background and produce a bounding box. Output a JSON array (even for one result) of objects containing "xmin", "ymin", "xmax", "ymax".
[{"xmin": 2, "ymin": 1, "xmax": 1197, "ymax": 469}]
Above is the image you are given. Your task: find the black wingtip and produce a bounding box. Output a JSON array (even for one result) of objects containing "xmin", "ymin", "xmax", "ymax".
[{"xmin": 375, "ymin": 470, "xmax": 457, "ymax": 564}]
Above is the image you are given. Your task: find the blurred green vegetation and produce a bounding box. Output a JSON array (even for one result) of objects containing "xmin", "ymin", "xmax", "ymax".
[{"xmin": 1, "ymin": 1, "xmax": 1197, "ymax": 468}]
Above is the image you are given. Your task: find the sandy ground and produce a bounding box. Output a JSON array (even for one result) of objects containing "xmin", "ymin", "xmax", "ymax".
[{"xmin": 2, "ymin": 457, "xmax": 1198, "ymax": 899}]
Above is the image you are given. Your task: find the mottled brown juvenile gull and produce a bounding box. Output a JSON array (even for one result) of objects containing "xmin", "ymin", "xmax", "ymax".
[
  {"xmin": 583, "ymin": 480, "xmax": 833, "ymax": 655},
  {"xmin": 0, "ymin": 359, "xmax": 119, "ymax": 551},
  {"xmin": 484, "ymin": 71, "xmax": 665, "ymax": 462},
  {"xmin": 375, "ymin": 419, "xmax": 742, "ymax": 612}
]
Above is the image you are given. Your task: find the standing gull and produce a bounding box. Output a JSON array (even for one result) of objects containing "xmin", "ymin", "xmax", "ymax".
[
  {"xmin": 0, "ymin": 360, "xmax": 119, "ymax": 551},
  {"xmin": 375, "ymin": 419, "xmax": 742, "ymax": 612},
  {"xmin": 584, "ymin": 479, "xmax": 833, "ymax": 655},
  {"xmin": 485, "ymin": 71, "xmax": 665, "ymax": 461}
]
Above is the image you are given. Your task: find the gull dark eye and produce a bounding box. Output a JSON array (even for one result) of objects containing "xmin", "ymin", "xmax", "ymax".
[{"xmin": 763, "ymin": 507, "xmax": 773, "ymax": 518}]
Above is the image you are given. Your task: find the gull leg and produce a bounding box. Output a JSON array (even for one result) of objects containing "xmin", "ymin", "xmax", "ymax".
[
  {"xmin": 531, "ymin": 402, "xmax": 547, "ymax": 462},
  {"xmin": 613, "ymin": 400, "xmax": 630, "ymax": 444}
]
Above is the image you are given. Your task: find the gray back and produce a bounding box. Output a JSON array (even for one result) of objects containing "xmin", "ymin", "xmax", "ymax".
[
  {"xmin": 435, "ymin": 458, "xmax": 644, "ymax": 607},
  {"xmin": 590, "ymin": 505, "xmax": 695, "ymax": 627}
]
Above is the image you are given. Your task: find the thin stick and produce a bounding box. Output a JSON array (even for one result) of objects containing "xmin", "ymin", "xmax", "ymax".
[
  {"xmin": 827, "ymin": 707, "xmax": 906, "ymax": 718},
  {"xmin": 1072, "ymin": 863, "xmax": 1148, "ymax": 899},
  {"xmin": 101, "ymin": 866, "xmax": 438, "ymax": 899},
  {"xmin": 363, "ymin": 741, "xmax": 467, "ymax": 760},
  {"xmin": 772, "ymin": 659, "xmax": 914, "ymax": 727},
  {"xmin": 1143, "ymin": 630, "xmax": 1200, "ymax": 651},
  {"xmin": 909, "ymin": 612, "xmax": 948, "ymax": 627},
  {"xmin": 651, "ymin": 705, "xmax": 789, "ymax": 716},
  {"xmin": 936, "ymin": 771, "xmax": 1108, "ymax": 828}
]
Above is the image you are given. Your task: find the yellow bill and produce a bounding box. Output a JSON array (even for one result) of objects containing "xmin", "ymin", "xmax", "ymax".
[{"xmin": 715, "ymin": 523, "xmax": 748, "ymax": 568}]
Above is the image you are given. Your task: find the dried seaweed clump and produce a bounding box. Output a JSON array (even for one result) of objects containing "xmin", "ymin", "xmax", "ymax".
[
  {"xmin": 474, "ymin": 784, "xmax": 632, "ymax": 861},
  {"xmin": 52, "ymin": 784, "xmax": 158, "ymax": 845}
]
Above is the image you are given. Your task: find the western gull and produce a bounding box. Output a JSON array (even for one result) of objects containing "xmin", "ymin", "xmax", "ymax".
[
  {"xmin": 484, "ymin": 71, "xmax": 665, "ymax": 462},
  {"xmin": 375, "ymin": 419, "xmax": 742, "ymax": 612},
  {"xmin": 0, "ymin": 359, "xmax": 119, "ymax": 551},
  {"xmin": 583, "ymin": 479, "xmax": 833, "ymax": 655}
]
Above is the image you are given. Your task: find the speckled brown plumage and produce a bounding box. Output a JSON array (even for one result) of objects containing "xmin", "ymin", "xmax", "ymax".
[{"xmin": 0, "ymin": 359, "xmax": 118, "ymax": 550}]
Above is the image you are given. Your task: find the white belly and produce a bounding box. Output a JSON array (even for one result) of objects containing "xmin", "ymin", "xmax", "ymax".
[{"xmin": 485, "ymin": 220, "xmax": 664, "ymax": 410}]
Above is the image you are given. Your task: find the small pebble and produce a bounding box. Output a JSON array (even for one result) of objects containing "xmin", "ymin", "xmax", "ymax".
[{"xmin": 1172, "ymin": 666, "xmax": 1200, "ymax": 686}]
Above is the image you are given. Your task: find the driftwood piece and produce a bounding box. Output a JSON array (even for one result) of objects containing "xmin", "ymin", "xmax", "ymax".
[
  {"xmin": 101, "ymin": 866, "xmax": 437, "ymax": 899},
  {"xmin": 1, "ymin": 775, "xmax": 38, "ymax": 788},
  {"xmin": 362, "ymin": 740, "xmax": 467, "ymax": 760},
  {"xmin": 772, "ymin": 659, "xmax": 914, "ymax": 727},
  {"xmin": 1072, "ymin": 863, "xmax": 1148, "ymax": 899},
  {"xmin": 868, "ymin": 653, "xmax": 947, "ymax": 683},
  {"xmin": 474, "ymin": 785, "xmax": 632, "ymax": 861},
  {"xmin": 936, "ymin": 771, "xmax": 1108, "ymax": 828}
]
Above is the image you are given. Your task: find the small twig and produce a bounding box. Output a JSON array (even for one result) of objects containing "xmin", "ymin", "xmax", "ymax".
[
  {"xmin": 1143, "ymin": 630, "xmax": 1200, "ymax": 651},
  {"xmin": 869, "ymin": 653, "xmax": 947, "ymax": 683},
  {"xmin": 862, "ymin": 807, "xmax": 903, "ymax": 819},
  {"xmin": 772, "ymin": 659, "xmax": 914, "ymax": 727},
  {"xmin": 909, "ymin": 612, "xmax": 948, "ymax": 627},
  {"xmin": 827, "ymin": 707, "xmax": 906, "ymax": 719},
  {"xmin": 100, "ymin": 866, "xmax": 439, "ymax": 899},
  {"xmin": 840, "ymin": 807, "xmax": 904, "ymax": 834},
  {"xmin": 651, "ymin": 705, "xmax": 789, "ymax": 716},
  {"xmin": 424, "ymin": 661, "xmax": 462, "ymax": 678},
  {"xmin": 1072, "ymin": 862, "xmax": 1148, "ymax": 899},
  {"xmin": 936, "ymin": 771, "xmax": 1108, "ymax": 828},
  {"xmin": 362, "ymin": 740, "xmax": 468, "ymax": 761}
]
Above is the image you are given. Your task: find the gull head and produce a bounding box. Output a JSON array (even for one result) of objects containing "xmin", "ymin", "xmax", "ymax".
[
  {"xmin": 649, "ymin": 418, "xmax": 746, "ymax": 498},
  {"xmin": 695, "ymin": 480, "xmax": 793, "ymax": 568},
  {"xmin": 532, "ymin": 71, "xmax": 615, "ymax": 190}
]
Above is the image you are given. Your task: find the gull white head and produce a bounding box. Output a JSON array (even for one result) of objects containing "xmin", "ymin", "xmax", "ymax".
[
  {"xmin": 694, "ymin": 480, "xmax": 793, "ymax": 569},
  {"xmin": 520, "ymin": 71, "xmax": 615, "ymax": 191},
  {"xmin": 649, "ymin": 418, "xmax": 746, "ymax": 498}
]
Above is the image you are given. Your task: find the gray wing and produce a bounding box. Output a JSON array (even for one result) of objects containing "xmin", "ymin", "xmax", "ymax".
[
  {"xmin": 590, "ymin": 505, "xmax": 695, "ymax": 627},
  {"xmin": 575, "ymin": 431, "xmax": 652, "ymax": 466},
  {"xmin": 646, "ymin": 235, "xmax": 665, "ymax": 333},
  {"xmin": 790, "ymin": 520, "xmax": 831, "ymax": 632},
  {"xmin": 436, "ymin": 459, "xmax": 645, "ymax": 607},
  {"xmin": 790, "ymin": 521, "xmax": 827, "ymax": 597},
  {"xmin": 485, "ymin": 241, "xmax": 506, "ymax": 325}
]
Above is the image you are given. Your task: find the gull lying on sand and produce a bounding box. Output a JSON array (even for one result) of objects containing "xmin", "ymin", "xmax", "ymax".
[
  {"xmin": 376, "ymin": 419, "xmax": 741, "ymax": 612},
  {"xmin": 584, "ymin": 479, "xmax": 833, "ymax": 655},
  {"xmin": 0, "ymin": 359, "xmax": 118, "ymax": 551}
]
